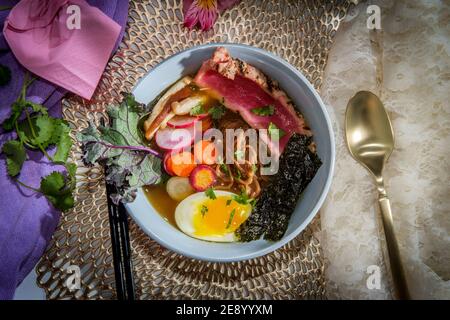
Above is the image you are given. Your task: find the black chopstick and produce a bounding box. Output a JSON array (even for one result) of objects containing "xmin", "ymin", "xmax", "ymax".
[
  {"xmin": 105, "ymin": 182, "xmax": 136, "ymax": 300},
  {"xmin": 101, "ymin": 118, "xmax": 136, "ymax": 300}
]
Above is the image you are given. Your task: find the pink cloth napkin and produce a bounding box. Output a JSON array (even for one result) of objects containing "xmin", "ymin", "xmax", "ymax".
[{"xmin": 3, "ymin": 0, "xmax": 122, "ymax": 100}]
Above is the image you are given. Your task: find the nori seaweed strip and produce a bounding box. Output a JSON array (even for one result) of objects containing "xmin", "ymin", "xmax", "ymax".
[{"xmin": 236, "ymin": 134, "xmax": 322, "ymax": 241}]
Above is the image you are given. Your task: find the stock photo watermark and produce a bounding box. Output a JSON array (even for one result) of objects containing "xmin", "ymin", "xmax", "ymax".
[
  {"xmin": 167, "ymin": 121, "xmax": 281, "ymax": 175},
  {"xmin": 367, "ymin": 4, "xmax": 381, "ymax": 30},
  {"xmin": 65, "ymin": 264, "xmax": 81, "ymax": 291},
  {"xmin": 366, "ymin": 265, "xmax": 381, "ymax": 290},
  {"xmin": 66, "ymin": 5, "xmax": 81, "ymax": 30}
]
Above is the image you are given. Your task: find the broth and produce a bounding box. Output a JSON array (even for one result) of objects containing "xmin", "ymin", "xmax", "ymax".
[{"xmin": 144, "ymin": 184, "xmax": 179, "ymax": 227}]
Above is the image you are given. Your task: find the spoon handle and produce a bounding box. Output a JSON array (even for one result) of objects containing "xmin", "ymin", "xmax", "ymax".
[{"xmin": 378, "ymin": 196, "xmax": 410, "ymax": 299}]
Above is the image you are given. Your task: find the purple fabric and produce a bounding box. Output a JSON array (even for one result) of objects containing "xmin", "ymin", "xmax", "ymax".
[{"xmin": 0, "ymin": 0, "xmax": 129, "ymax": 299}]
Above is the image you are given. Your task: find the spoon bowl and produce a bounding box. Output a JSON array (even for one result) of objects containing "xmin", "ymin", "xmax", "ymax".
[{"xmin": 345, "ymin": 91, "xmax": 394, "ymax": 180}]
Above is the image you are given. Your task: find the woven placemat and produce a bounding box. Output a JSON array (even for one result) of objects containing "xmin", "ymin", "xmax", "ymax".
[{"xmin": 36, "ymin": 0, "xmax": 355, "ymax": 299}]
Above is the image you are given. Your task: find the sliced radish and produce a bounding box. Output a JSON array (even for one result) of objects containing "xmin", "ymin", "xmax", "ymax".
[
  {"xmin": 189, "ymin": 165, "xmax": 217, "ymax": 191},
  {"xmin": 155, "ymin": 126, "xmax": 195, "ymax": 151},
  {"xmin": 167, "ymin": 115, "xmax": 198, "ymax": 128},
  {"xmin": 196, "ymin": 113, "xmax": 209, "ymax": 120}
]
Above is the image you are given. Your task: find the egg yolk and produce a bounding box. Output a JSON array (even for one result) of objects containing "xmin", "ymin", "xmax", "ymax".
[{"xmin": 192, "ymin": 196, "xmax": 251, "ymax": 236}]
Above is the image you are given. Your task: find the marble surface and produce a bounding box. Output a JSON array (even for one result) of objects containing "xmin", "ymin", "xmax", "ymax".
[{"xmin": 320, "ymin": 0, "xmax": 450, "ymax": 299}]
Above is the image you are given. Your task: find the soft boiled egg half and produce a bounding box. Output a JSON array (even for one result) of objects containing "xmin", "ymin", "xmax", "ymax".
[{"xmin": 175, "ymin": 190, "xmax": 252, "ymax": 242}]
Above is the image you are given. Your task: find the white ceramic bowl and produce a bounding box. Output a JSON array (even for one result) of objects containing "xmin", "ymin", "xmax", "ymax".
[{"xmin": 125, "ymin": 43, "xmax": 335, "ymax": 262}]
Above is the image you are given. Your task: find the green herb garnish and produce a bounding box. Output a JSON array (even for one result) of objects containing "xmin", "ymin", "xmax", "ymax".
[
  {"xmin": 251, "ymin": 105, "xmax": 275, "ymax": 116},
  {"xmin": 226, "ymin": 199, "xmax": 232, "ymax": 206},
  {"xmin": 0, "ymin": 72, "xmax": 76, "ymax": 211},
  {"xmin": 208, "ymin": 104, "xmax": 226, "ymax": 120},
  {"xmin": 232, "ymin": 191, "xmax": 249, "ymax": 205},
  {"xmin": 232, "ymin": 191, "xmax": 256, "ymax": 206},
  {"xmin": 40, "ymin": 166, "xmax": 76, "ymax": 211},
  {"xmin": 234, "ymin": 150, "xmax": 245, "ymax": 160},
  {"xmin": 2, "ymin": 140, "xmax": 26, "ymax": 177},
  {"xmin": 201, "ymin": 205, "xmax": 208, "ymax": 217},
  {"xmin": 220, "ymin": 163, "xmax": 229, "ymax": 175},
  {"xmin": 268, "ymin": 122, "xmax": 286, "ymax": 140},
  {"xmin": 190, "ymin": 103, "xmax": 206, "ymax": 116},
  {"xmin": 226, "ymin": 209, "xmax": 236, "ymax": 229},
  {"xmin": 205, "ymin": 187, "xmax": 216, "ymax": 200}
]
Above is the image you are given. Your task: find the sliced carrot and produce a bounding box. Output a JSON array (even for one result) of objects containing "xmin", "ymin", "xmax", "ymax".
[
  {"xmin": 189, "ymin": 165, "xmax": 217, "ymax": 191},
  {"xmin": 164, "ymin": 152, "xmax": 175, "ymax": 176},
  {"xmin": 168, "ymin": 151, "xmax": 196, "ymax": 177},
  {"xmin": 194, "ymin": 140, "xmax": 217, "ymax": 165}
]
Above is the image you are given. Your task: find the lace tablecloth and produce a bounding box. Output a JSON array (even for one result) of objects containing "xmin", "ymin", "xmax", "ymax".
[{"xmin": 320, "ymin": 0, "xmax": 450, "ymax": 299}]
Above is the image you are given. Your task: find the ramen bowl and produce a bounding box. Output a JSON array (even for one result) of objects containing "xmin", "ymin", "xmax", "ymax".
[{"xmin": 125, "ymin": 43, "xmax": 335, "ymax": 262}]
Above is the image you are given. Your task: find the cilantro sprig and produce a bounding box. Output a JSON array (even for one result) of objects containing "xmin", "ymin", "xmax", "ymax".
[
  {"xmin": 1, "ymin": 73, "xmax": 76, "ymax": 211},
  {"xmin": 234, "ymin": 149, "xmax": 245, "ymax": 161},
  {"xmin": 39, "ymin": 164, "xmax": 76, "ymax": 211},
  {"xmin": 205, "ymin": 187, "xmax": 216, "ymax": 200},
  {"xmin": 208, "ymin": 104, "xmax": 226, "ymax": 120},
  {"xmin": 251, "ymin": 105, "xmax": 275, "ymax": 116},
  {"xmin": 189, "ymin": 104, "xmax": 206, "ymax": 116},
  {"xmin": 201, "ymin": 205, "xmax": 208, "ymax": 218},
  {"xmin": 226, "ymin": 209, "xmax": 236, "ymax": 229},
  {"xmin": 2, "ymin": 140, "xmax": 26, "ymax": 176},
  {"xmin": 190, "ymin": 103, "xmax": 226, "ymax": 120},
  {"xmin": 232, "ymin": 191, "xmax": 256, "ymax": 206},
  {"xmin": 268, "ymin": 122, "xmax": 286, "ymax": 141},
  {"xmin": 220, "ymin": 163, "xmax": 229, "ymax": 175}
]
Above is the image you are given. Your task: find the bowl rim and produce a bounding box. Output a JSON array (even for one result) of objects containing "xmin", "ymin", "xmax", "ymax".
[{"xmin": 125, "ymin": 43, "xmax": 335, "ymax": 262}]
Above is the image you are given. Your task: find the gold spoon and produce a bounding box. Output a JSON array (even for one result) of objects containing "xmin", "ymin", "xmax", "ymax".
[{"xmin": 345, "ymin": 91, "xmax": 410, "ymax": 299}]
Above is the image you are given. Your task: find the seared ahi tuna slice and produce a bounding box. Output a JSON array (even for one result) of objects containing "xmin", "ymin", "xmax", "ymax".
[{"xmin": 194, "ymin": 47, "xmax": 308, "ymax": 153}]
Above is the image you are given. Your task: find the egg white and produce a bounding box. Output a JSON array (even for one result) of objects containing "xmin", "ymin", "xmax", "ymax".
[{"xmin": 175, "ymin": 191, "xmax": 247, "ymax": 242}]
